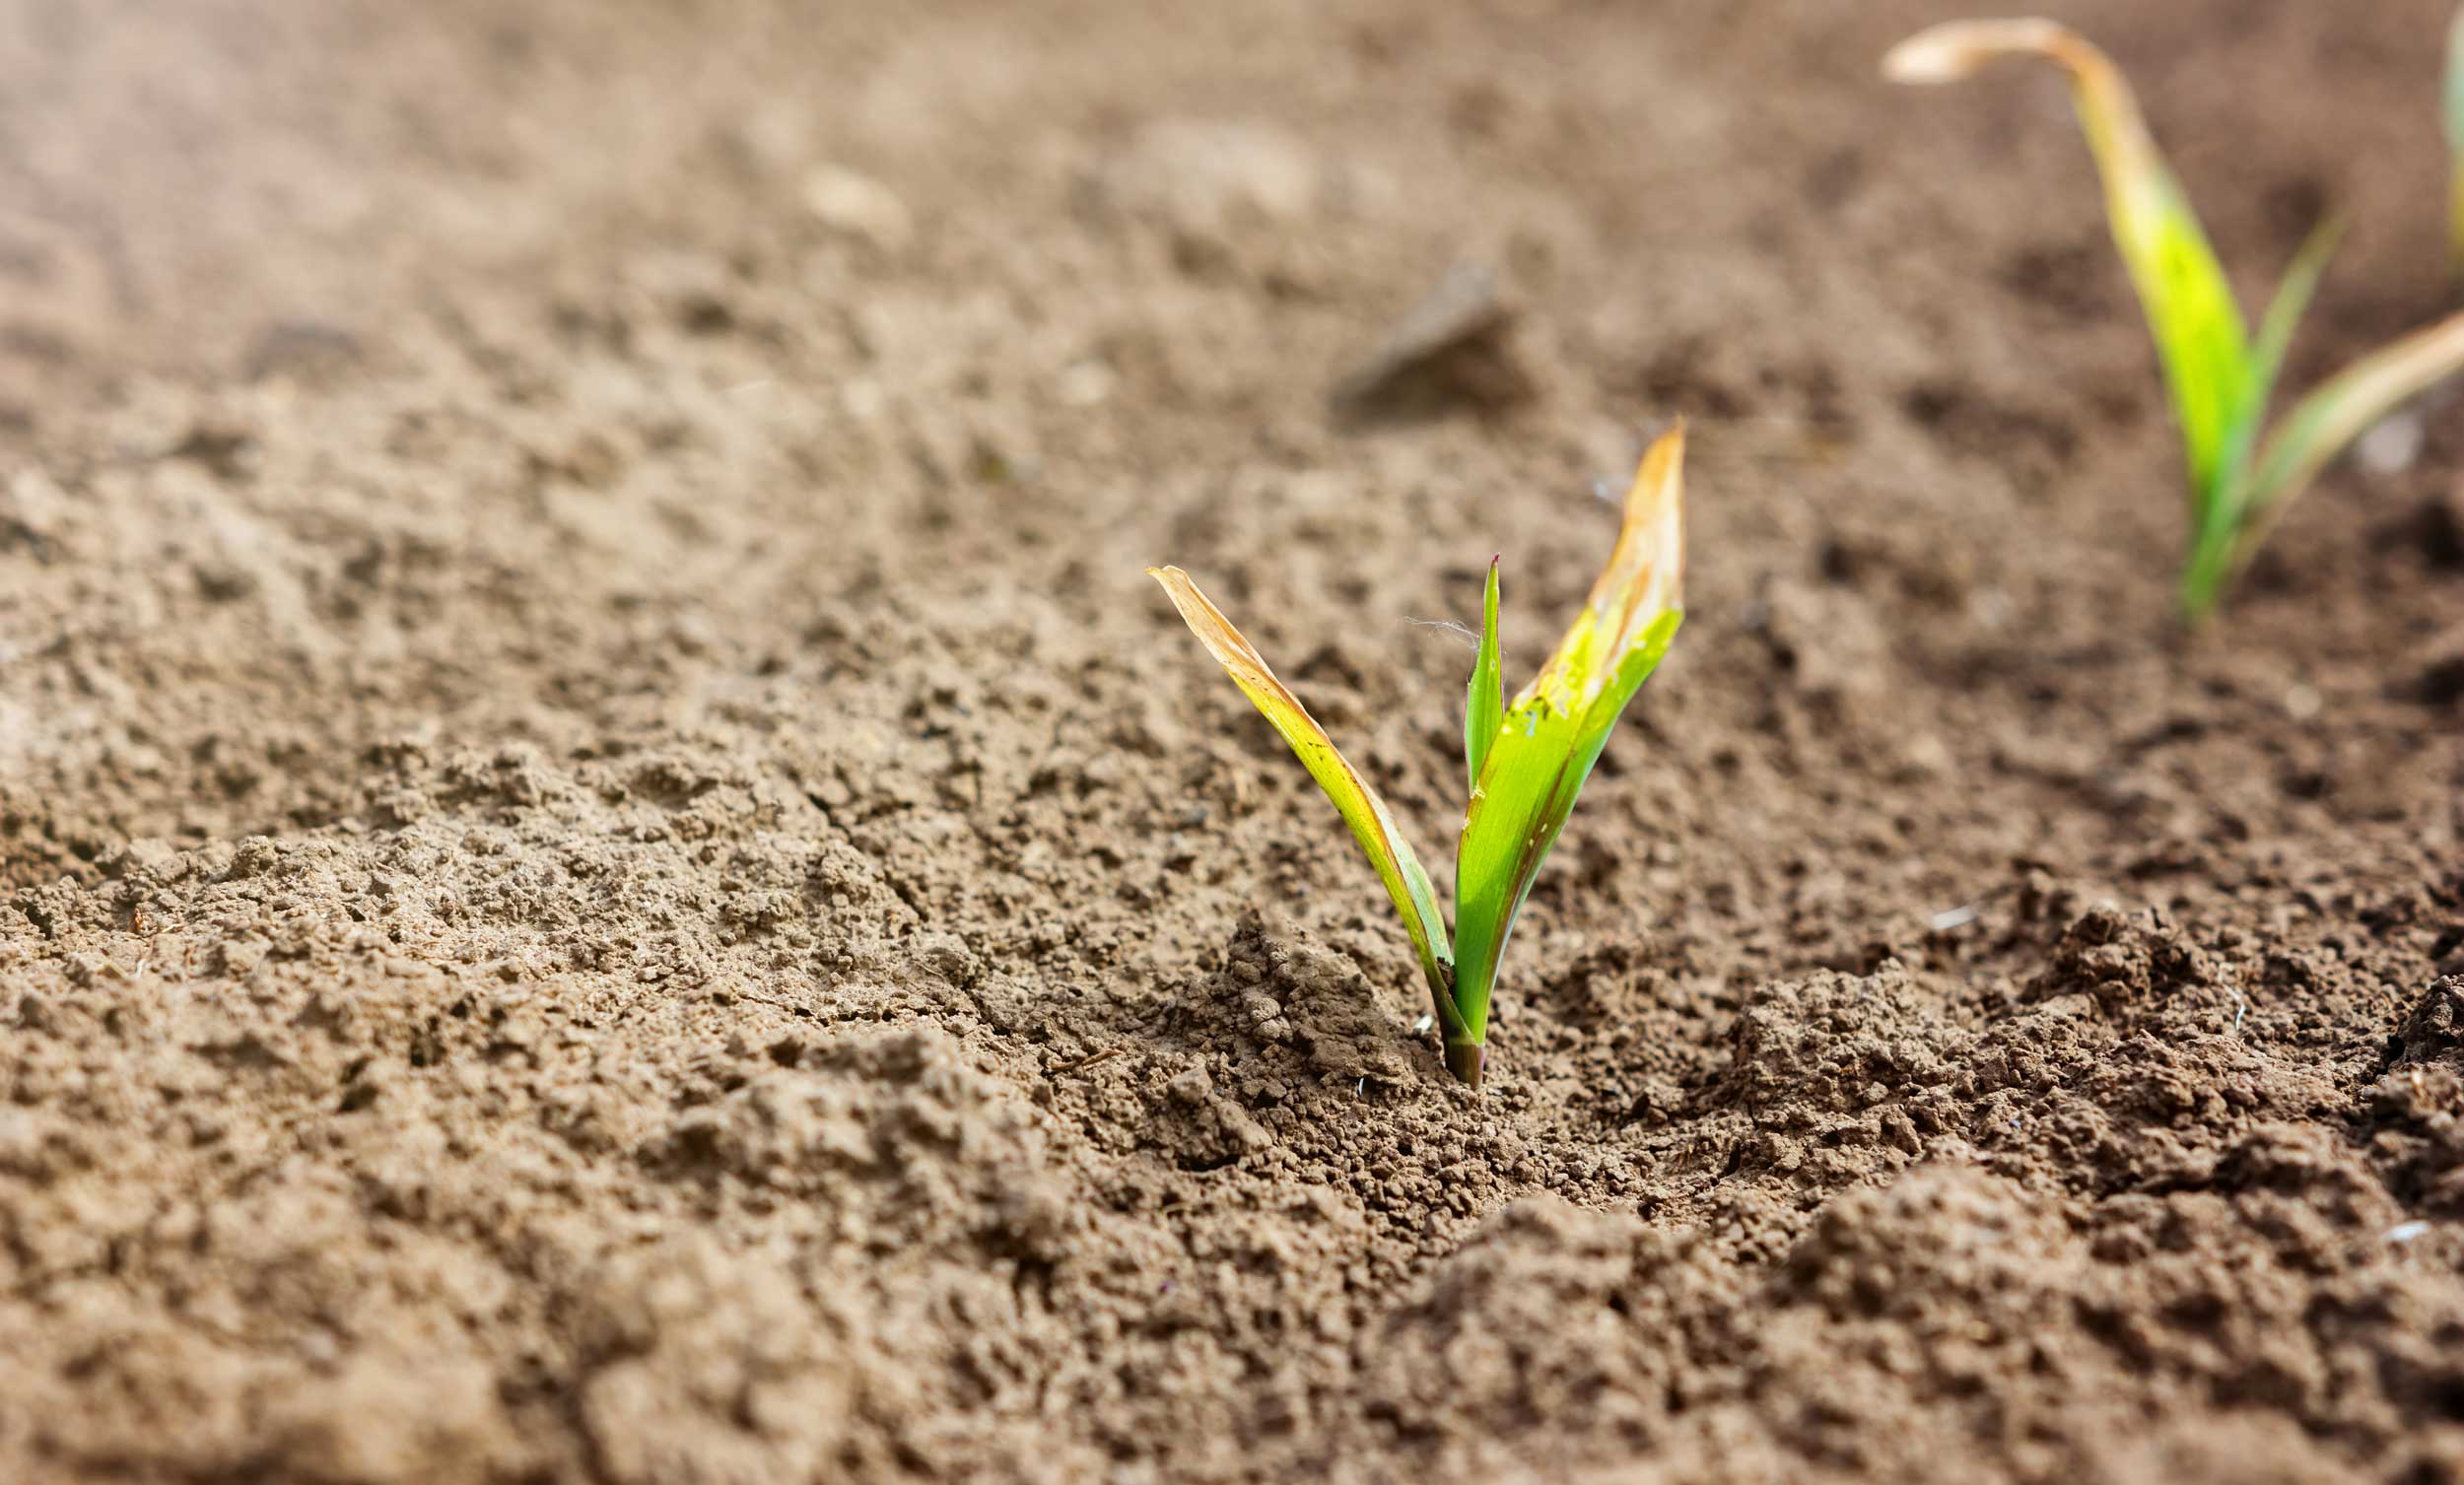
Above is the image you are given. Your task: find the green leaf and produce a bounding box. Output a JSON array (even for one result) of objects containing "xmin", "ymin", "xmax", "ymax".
[
  {"xmin": 1147, "ymin": 566, "xmax": 1461, "ymax": 1035},
  {"xmin": 1465, "ymin": 559, "xmax": 1503, "ymax": 794},
  {"xmin": 1885, "ymin": 20, "xmax": 2252, "ymax": 521},
  {"xmin": 1449, "ymin": 430, "xmax": 1685, "ymax": 1075},
  {"xmin": 2183, "ymin": 216, "xmax": 2345, "ymax": 618},
  {"xmin": 2226, "ymin": 307, "xmax": 2464, "ymax": 576}
]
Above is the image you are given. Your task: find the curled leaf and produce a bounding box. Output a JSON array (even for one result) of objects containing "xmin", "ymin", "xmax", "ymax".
[{"xmin": 1887, "ymin": 19, "xmax": 2251, "ymax": 516}]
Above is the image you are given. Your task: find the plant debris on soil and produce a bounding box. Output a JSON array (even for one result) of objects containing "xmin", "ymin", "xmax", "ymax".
[{"xmin": 2, "ymin": 2, "xmax": 2462, "ymax": 1483}]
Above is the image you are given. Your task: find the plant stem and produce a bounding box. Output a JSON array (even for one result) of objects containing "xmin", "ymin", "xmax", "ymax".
[
  {"xmin": 2178, "ymin": 542, "xmax": 2230, "ymax": 624},
  {"xmin": 1445, "ymin": 1041, "xmax": 1485, "ymax": 1089}
]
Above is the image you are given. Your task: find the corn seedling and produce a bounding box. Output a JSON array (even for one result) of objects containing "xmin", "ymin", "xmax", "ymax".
[
  {"xmin": 1887, "ymin": 18, "xmax": 2464, "ymax": 619},
  {"xmin": 1147, "ymin": 429, "xmax": 1686, "ymax": 1088}
]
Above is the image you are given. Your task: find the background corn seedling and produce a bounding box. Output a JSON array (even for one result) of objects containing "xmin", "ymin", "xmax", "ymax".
[{"xmin": 1889, "ymin": 17, "xmax": 2464, "ymax": 620}]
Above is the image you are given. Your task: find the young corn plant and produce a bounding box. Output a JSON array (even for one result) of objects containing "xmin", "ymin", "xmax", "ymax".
[
  {"xmin": 1886, "ymin": 18, "xmax": 2464, "ymax": 620},
  {"xmin": 1147, "ymin": 429, "xmax": 1686, "ymax": 1088}
]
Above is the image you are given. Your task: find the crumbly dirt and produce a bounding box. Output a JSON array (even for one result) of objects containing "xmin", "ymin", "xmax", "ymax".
[{"xmin": 5, "ymin": 1, "xmax": 2464, "ymax": 1481}]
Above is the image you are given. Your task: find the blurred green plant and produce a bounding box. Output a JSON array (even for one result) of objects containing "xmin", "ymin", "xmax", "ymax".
[
  {"xmin": 1147, "ymin": 429, "xmax": 1686, "ymax": 1087},
  {"xmin": 1888, "ymin": 18, "xmax": 2464, "ymax": 620},
  {"xmin": 2447, "ymin": 8, "xmax": 2464, "ymax": 281}
]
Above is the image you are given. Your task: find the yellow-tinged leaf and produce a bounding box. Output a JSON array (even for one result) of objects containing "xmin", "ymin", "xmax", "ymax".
[
  {"xmin": 1539, "ymin": 425, "xmax": 1686, "ymax": 707},
  {"xmin": 1886, "ymin": 19, "xmax": 2252, "ymax": 516},
  {"xmin": 1146, "ymin": 566, "xmax": 1460, "ymax": 1034},
  {"xmin": 1450, "ymin": 428, "xmax": 1685, "ymax": 1066}
]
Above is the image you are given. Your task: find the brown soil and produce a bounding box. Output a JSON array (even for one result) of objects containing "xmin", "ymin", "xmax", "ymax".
[{"xmin": 5, "ymin": 2, "xmax": 2464, "ymax": 1481}]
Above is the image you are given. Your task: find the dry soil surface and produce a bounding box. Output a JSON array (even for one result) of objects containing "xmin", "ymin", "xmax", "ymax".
[{"xmin": 6, "ymin": 2, "xmax": 2464, "ymax": 1482}]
